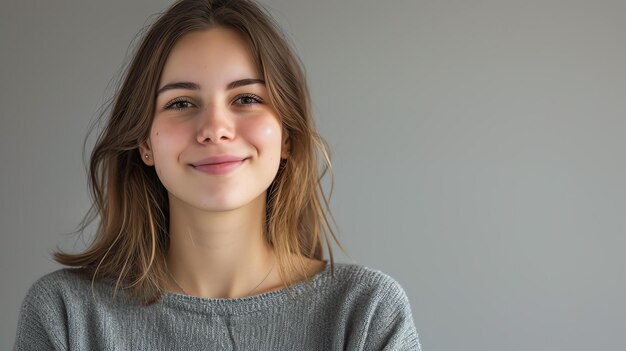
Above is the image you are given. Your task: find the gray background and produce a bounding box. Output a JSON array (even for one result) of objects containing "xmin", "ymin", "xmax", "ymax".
[{"xmin": 2, "ymin": 1, "xmax": 625, "ymax": 350}]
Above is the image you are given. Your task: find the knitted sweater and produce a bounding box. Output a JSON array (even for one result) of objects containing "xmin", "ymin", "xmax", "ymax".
[{"xmin": 14, "ymin": 261, "xmax": 421, "ymax": 350}]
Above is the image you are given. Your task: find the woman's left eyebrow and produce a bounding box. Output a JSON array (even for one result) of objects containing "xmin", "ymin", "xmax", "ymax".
[{"xmin": 226, "ymin": 78, "xmax": 265, "ymax": 90}]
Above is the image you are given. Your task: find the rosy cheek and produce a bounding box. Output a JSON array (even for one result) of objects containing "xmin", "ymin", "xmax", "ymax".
[
  {"xmin": 261, "ymin": 122, "xmax": 284, "ymax": 163},
  {"xmin": 250, "ymin": 119, "xmax": 281, "ymax": 143},
  {"xmin": 262, "ymin": 125, "xmax": 276, "ymax": 139}
]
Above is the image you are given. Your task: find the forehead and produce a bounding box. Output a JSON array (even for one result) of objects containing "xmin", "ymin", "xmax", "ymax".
[{"xmin": 159, "ymin": 27, "xmax": 259, "ymax": 87}]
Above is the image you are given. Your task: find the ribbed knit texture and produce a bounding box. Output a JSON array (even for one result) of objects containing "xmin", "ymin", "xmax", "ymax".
[{"xmin": 14, "ymin": 261, "xmax": 421, "ymax": 350}]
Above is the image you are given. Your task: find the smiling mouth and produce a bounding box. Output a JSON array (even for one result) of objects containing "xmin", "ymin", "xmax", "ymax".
[{"xmin": 191, "ymin": 158, "xmax": 247, "ymax": 175}]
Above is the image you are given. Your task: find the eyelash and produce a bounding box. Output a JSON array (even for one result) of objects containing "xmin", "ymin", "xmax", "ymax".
[
  {"xmin": 163, "ymin": 94, "xmax": 264, "ymax": 111},
  {"xmin": 234, "ymin": 93, "xmax": 264, "ymax": 106},
  {"xmin": 164, "ymin": 98, "xmax": 193, "ymax": 111}
]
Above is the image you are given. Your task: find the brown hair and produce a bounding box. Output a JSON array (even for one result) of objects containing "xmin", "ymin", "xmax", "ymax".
[{"xmin": 54, "ymin": 0, "xmax": 346, "ymax": 305}]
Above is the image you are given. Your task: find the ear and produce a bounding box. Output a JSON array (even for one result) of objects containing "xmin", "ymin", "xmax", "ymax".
[
  {"xmin": 280, "ymin": 127, "xmax": 290, "ymax": 160},
  {"xmin": 138, "ymin": 139, "xmax": 155, "ymax": 166}
]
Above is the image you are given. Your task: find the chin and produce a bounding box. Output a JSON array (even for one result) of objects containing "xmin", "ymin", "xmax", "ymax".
[{"xmin": 194, "ymin": 194, "xmax": 263, "ymax": 213}]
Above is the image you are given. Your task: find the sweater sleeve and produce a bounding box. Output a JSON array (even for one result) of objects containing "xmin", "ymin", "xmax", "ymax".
[
  {"xmin": 362, "ymin": 277, "xmax": 422, "ymax": 351},
  {"xmin": 13, "ymin": 275, "xmax": 68, "ymax": 351}
]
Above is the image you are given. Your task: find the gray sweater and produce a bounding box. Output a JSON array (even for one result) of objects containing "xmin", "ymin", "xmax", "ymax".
[{"xmin": 14, "ymin": 261, "xmax": 421, "ymax": 350}]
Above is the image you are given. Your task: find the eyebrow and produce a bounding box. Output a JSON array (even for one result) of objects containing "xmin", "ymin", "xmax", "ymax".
[{"xmin": 156, "ymin": 78, "xmax": 265, "ymax": 96}]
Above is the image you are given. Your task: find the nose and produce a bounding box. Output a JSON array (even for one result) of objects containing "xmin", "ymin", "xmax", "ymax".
[{"xmin": 196, "ymin": 102, "xmax": 235, "ymax": 144}]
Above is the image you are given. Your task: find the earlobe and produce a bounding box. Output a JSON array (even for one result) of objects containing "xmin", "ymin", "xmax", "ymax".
[{"xmin": 139, "ymin": 141, "xmax": 154, "ymax": 166}]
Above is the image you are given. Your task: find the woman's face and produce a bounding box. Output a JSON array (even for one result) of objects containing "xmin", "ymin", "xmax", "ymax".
[{"xmin": 140, "ymin": 27, "xmax": 288, "ymax": 212}]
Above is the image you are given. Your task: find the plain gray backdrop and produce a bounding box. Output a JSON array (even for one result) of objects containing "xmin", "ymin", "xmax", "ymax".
[{"xmin": 2, "ymin": 1, "xmax": 625, "ymax": 350}]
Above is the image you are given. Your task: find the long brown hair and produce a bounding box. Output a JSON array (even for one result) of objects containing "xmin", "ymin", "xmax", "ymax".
[{"xmin": 54, "ymin": 0, "xmax": 346, "ymax": 305}]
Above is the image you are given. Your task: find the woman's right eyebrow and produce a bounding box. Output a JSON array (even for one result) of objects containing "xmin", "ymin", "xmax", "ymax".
[{"xmin": 156, "ymin": 82, "xmax": 200, "ymax": 96}]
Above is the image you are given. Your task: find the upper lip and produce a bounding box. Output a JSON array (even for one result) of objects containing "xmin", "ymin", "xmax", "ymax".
[{"xmin": 191, "ymin": 155, "xmax": 247, "ymax": 166}]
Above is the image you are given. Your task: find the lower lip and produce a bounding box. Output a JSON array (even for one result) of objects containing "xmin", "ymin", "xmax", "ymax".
[{"xmin": 193, "ymin": 159, "xmax": 246, "ymax": 175}]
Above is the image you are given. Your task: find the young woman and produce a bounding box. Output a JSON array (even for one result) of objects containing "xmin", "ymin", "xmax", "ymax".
[{"xmin": 14, "ymin": 0, "xmax": 421, "ymax": 349}]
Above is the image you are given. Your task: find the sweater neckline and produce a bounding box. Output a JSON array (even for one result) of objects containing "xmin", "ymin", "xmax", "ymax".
[{"xmin": 159, "ymin": 259, "xmax": 333, "ymax": 314}]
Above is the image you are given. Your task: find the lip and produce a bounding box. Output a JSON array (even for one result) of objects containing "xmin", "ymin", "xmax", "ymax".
[
  {"xmin": 191, "ymin": 155, "xmax": 247, "ymax": 166},
  {"xmin": 190, "ymin": 155, "xmax": 248, "ymax": 175}
]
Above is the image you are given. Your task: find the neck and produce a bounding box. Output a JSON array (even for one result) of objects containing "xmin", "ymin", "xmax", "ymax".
[{"xmin": 164, "ymin": 191, "xmax": 279, "ymax": 298}]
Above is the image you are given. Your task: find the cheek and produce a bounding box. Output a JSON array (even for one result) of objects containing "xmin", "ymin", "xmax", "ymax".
[
  {"xmin": 150, "ymin": 125, "xmax": 187, "ymax": 174},
  {"xmin": 151, "ymin": 125, "xmax": 185, "ymax": 154},
  {"xmin": 243, "ymin": 118, "xmax": 283, "ymax": 156}
]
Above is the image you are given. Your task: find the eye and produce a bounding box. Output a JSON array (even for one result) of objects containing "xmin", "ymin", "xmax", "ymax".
[
  {"xmin": 233, "ymin": 93, "xmax": 263, "ymax": 106},
  {"xmin": 164, "ymin": 98, "xmax": 194, "ymax": 111}
]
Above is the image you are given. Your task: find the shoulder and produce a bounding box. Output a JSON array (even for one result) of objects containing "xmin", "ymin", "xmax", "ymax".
[
  {"xmin": 317, "ymin": 262, "xmax": 421, "ymax": 350},
  {"xmin": 325, "ymin": 261, "xmax": 411, "ymax": 301},
  {"xmin": 19, "ymin": 267, "xmax": 122, "ymax": 315},
  {"xmin": 29, "ymin": 267, "xmax": 89, "ymax": 287},
  {"xmin": 17, "ymin": 268, "xmax": 99, "ymax": 323},
  {"xmin": 22, "ymin": 268, "xmax": 81, "ymax": 302},
  {"xmin": 318, "ymin": 261, "xmax": 415, "ymax": 321},
  {"xmin": 15, "ymin": 268, "xmax": 92, "ymax": 350},
  {"xmin": 21, "ymin": 268, "xmax": 94, "ymax": 303}
]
